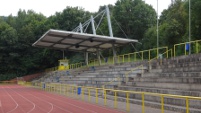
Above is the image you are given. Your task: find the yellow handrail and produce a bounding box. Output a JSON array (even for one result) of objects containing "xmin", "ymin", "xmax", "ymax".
[{"xmin": 36, "ymin": 83, "xmax": 201, "ymax": 113}]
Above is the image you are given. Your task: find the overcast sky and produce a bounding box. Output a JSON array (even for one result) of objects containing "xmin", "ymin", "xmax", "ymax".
[{"xmin": 0, "ymin": 0, "xmax": 171, "ymax": 17}]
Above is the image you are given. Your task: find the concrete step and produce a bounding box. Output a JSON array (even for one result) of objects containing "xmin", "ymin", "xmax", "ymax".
[
  {"xmin": 118, "ymin": 85, "xmax": 201, "ymax": 97},
  {"xmin": 130, "ymin": 82, "xmax": 201, "ymax": 91},
  {"xmin": 133, "ymin": 76, "xmax": 201, "ymax": 84}
]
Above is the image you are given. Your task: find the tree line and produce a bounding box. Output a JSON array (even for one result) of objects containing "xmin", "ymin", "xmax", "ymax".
[{"xmin": 0, "ymin": 0, "xmax": 200, "ymax": 81}]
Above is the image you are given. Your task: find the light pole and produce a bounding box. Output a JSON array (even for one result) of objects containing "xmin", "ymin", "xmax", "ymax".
[
  {"xmin": 189, "ymin": 0, "xmax": 191, "ymax": 55},
  {"xmin": 157, "ymin": 0, "xmax": 159, "ymax": 57}
]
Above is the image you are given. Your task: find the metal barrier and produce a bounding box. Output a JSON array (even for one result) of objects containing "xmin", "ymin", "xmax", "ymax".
[{"xmin": 35, "ymin": 83, "xmax": 201, "ymax": 113}]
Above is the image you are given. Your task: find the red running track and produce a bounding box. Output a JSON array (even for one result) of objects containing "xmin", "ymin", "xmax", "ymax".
[{"xmin": 0, "ymin": 85, "xmax": 125, "ymax": 113}]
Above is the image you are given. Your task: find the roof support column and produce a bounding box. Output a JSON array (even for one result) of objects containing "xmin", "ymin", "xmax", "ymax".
[
  {"xmin": 91, "ymin": 15, "xmax": 101, "ymax": 65},
  {"xmin": 80, "ymin": 23, "xmax": 88, "ymax": 66},
  {"xmin": 106, "ymin": 6, "xmax": 117, "ymax": 64}
]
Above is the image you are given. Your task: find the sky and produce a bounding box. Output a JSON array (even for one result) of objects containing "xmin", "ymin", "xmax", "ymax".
[{"xmin": 0, "ymin": 0, "xmax": 172, "ymax": 17}]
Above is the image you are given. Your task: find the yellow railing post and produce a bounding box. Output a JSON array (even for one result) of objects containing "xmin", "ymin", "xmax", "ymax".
[
  {"xmin": 96, "ymin": 89, "xmax": 98, "ymax": 103},
  {"xmin": 76, "ymin": 86, "xmax": 78, "ymax": 97},
  {"xmin": 161, "ymin": 95, "xmax": 164, "ymax": 113},
  {"xmin": 174, "ymin": 45, "xmax": 176, "ymax": 57},
  {"xmin": 157, "ymin": 48, "xmax": 159, "ymax": 59},
  {"xmin": 72, "ymin": 86, "xmax": 74, "ymax": 96},
  {"xmin": 134, "ymin": 52, "xmax": 136, "ymax": 61},
  {"xmin": 104, "ymin": 89, "xmax": 107, "ymax": 106},
  {"xmin": 141, "ymin": 51, "xmax": 143, "ymax": 61},
  {"xmin": 60, "ymin": 84, "xmax": 61, "ymax": 94},
  {"xmin": 196, "ymin": 41, "xmax": 198, "ymax": 53},
  {"xmin": 123, "ymin": 55, "xmax": 125, "ymax": 63},
  {"xmin": 186, "ymin": 97, "xmax": 189, "ymax": 113},
  {"xmin": 166, "ymin": 48, "xmax": 168, "ymax": 58},
  {"xmin": 142, "ymin": 93, "xmax": 145, "ymax": 113},
  {"xmin": 82, "ymin": 87, "xmax": 84, "ymax": 100},
  {"xmin": 114, "ymin": 91, "xmax": 117, "ymax": 109},
  {"xmin": 149, "ymin": 50, "xmax": 151, "ymax": 60},
  {"xmin": 126, "ymin": 92, "xmax": 130, "ymax": 112},
  {"xmin": 185, "ymin": 43, "xmax": 187, "ymax": 55}
]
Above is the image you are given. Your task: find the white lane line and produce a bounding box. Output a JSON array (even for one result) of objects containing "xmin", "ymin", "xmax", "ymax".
[
  {"xmin": 7, "ymin": 86, "xmax": 36, "ymax": 113},
  {"xmin": 42, "ymin": 91, "xmax": 123, "ymax": 113},
  {"xmin": 14, "ymin": 85, "xmax": 53, "ymax": 113},
  {"xmin": 21, "ymin": 88, "xmax": 73, "ymax": 113},
  {"xmin": 39, "ymin": 93, "xmax": 97, "ymax": 113},
  {"xmin": 4, "ymin": 87, "xmax": 19, "ymax": 113},
  {"xmin": 26, "ymin": 94, "xmax": 54, "ymax": 113}
]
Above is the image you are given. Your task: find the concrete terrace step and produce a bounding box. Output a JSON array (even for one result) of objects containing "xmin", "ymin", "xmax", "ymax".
[
  {"xmin": 158, "ymin": 72, "xmax": 201, "ymax": 77},
  {"xmin": 133, "ymin": 76, "xmax": 201, "ymax": 84},
  {"xmin": 130, "ymin": 82, "xmax": 201, "ymax": 91},
  {"xmin": 118, "ymin": 85, "xmax": 201, "ymax": 97}
]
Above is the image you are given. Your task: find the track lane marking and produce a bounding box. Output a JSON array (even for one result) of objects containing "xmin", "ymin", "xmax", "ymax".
[
  {"xmin": 38, "ymin": 93, "xmax": 97, "ymax": 113},
  {"xmin": 38, "ymin": 89, "xmax": 124, "ymax": 113},
  {"xmin": 4, "ymin": 87, "xmax": 19, "ymax": 113},
  {"xmin": 16, "ymin": 85, "xmax": 73, "ymax": 113},
  {"xmin": 7, "ymin": 86, "xmax": 36, "ymax": 113}
]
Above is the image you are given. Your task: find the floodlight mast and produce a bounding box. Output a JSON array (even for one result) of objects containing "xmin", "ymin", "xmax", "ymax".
[
  {"xmin": 80, "ymin": 23, "xmax": 89, "ymax": 66},
  {"xmin": 91, "ymin": 15, "xmax": 101, "ymax": 65},
  {"xmin": 106, "ymin": 5, "xmax": 117, "ymax": 64}
]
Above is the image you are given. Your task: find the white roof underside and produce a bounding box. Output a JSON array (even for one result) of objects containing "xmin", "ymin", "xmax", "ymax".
[{"xmin": 32, "ymin": 29, "xmax": 138, "ymax": 53}]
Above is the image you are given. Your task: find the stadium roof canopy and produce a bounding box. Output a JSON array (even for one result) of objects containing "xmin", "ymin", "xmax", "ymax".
[{"xmin": 32, "ymin": 29, "xmax": 138, "ymax": 53}]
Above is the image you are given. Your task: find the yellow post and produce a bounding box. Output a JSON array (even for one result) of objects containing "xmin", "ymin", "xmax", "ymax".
[
  {"xmin": 123, "ymin": 55, "xmax": 125, "ymax": 63},
  {"xmin": 126, "ymin": 92, "xmax": 130, "ymax": 112},
  {"xmin": 185, "ymin": 43, "xmax": 187, "ymax": 55},
  {"xmin": 82, "ymin": 87, "xmax": 84, "ymax": 100},
  {"xmin": 66, "ymin": 85, "xmax": 68, "ymax": 96},
  {"xmin": 166, "ymin": 49, "xmax": 168, "ymax": 58},
  {"xmin": 88, "ymin": 88, "xmax": 91, "ymax": 102},
  {"xmin": 134, "ymin": 52, "xmax": 136, "ymax": 61},
  {"xmin": 174, "ymin": 45, "xmax": 176, "ymax": 57},
  {"xmin": 104, "ymin": 90, "xmax": 107, "ymax": 106},
  {"xmin": 72, "ymin": 86, "xmax": 74, "ymax": 96},
  {"xmin": 60, "ymin": 84, "xmax": 61, "ymax": 94},
  {"xmin": 114, "ymin": 91, "xmax": 117, "ymax": 109},
  {"xmin": 96, "ymin": 89, "xmax": 98, "ymax": 103},
  {"xmin": 157, "ymin": 48, "xmax": 159, "ymax": 59},
  {"xmin": 142, "ymin": 93, "xmax": 145, "ymax": 113},
  {"xmin": 196, "ymin": 41, "xmax": 198, "ymax": 53},
  {"xmin": 54, "ymin": 84, "xmax": 56, "ymax": 92},
  {"xmin": 149, "ymin": 50, "xmax": 151, "ymax": 60},
  {"xmin": 161, "ymin": 95, "xmax": 164, "ymax": 113},
  {"xmin": 186, "ymin": 97, "xmax": 189, "ymax": 113},
  {"xmin": 141, "ymin": 51, "xmax": 143, "ymax": 61}
]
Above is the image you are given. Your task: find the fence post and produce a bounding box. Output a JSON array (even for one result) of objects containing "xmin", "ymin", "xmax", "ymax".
[
  {"xmin": 142, "ymin": 93, "xmax": 145, "ymax": 113},
  {"xmin": 186, "ymin": 97, "xmax": 189, "ymax": 113},
  {"xmin": 104, "ymin": 89, "xmax": 107, "ymax": 106},
  {"xmin": 96, "ymin": 89, "xmax": 98, "ymax": 103},
  {"xmin": 126, "ymin": 92, "xmax": 130, "ymax": 112},
  {"xmin": 161, "ymin": 95, "xmax": 164, "ymax": 113},
  {"xmin": 114, "ymin": 91, "xmax": 117, "ymax": 109}
]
